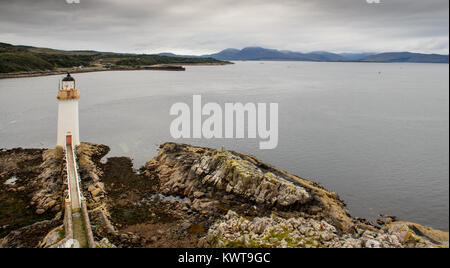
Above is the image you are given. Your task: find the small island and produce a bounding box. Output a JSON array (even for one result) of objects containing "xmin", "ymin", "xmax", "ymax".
[{"xmin": 1, "ymin": 142, "xmax": 448, "ymax": 248}]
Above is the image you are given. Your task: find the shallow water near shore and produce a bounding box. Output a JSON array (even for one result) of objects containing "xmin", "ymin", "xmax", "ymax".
[{"xmin": 0, "ymin": 61, "xmax": 448, "ymax": 231}]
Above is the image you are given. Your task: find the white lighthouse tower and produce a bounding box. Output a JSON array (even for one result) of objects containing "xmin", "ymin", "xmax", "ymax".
[{"xmin": 57, "ymin": 73, "xmax": 80, "ymax": 147}]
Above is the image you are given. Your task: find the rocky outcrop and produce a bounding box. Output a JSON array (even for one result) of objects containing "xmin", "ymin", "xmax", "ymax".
[
  {"xmin": 0, "ymin": 147, "xmax": 64, "ymax": 247},
  {"xmin": 75, "ymin": 143, "xmax": 119, "ymax": 238},
  {"xmin": 144, "ymin": 143, "xmax": 353, "ymax": 232},
  {"xmin": 202, "ymin": 210, "xmax": 446, "ymax": 248},
  {"xmin": 1, "ymin": 142, "xmax": 448, "ymax": 248},
  {"xmin": 382, "ymin": 222, "xmax": 449, "ymax": 248},
  {"xmin": 142, "ymin": 143, "xmax": 448, "ymax": 248},
  {"xmin": 38, "ymin": 225, "xmax": 65, "ymax": 248},
  {"xmin": 76, "ymin": 143, "xmax": 109, "ymax": 203},
  {"xmin": 30, "ymin": 148, "xmax": 65, "ymax": 215},
  {"xmin": 0, "ymin": 219, "xmax": 60, "ymax": 248}
]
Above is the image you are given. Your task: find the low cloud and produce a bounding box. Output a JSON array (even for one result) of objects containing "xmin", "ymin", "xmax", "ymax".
[{"xmin": 0, "ymin": 0, "xmax": 448, "ymax": 54}]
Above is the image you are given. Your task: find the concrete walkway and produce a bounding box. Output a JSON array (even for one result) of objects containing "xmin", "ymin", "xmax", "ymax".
[
  {"xmin": 66, "ymin": 145, "xmax": 80, "ymax": 211},
  {"xmin": 72, "ymin": 212, "xmax": 88, "ymax": 248},
  {"xmin": 65, "ymin": 145, "xmax": 90, "ymax": 248}
]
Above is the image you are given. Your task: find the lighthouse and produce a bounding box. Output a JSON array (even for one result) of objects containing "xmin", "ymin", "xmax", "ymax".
[{"xmin": 57, "ymin": 73, "xmax": 80, "ymax": 147}]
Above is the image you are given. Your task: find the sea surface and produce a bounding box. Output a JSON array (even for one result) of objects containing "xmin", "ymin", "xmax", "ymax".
[{"xmin": 0, "ymin": 61, "xmax": 448, "ymax": 231}]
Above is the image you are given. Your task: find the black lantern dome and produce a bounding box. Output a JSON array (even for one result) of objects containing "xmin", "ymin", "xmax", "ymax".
[{"xmin": 62, "ymin": 73, "xmax": 75, "ymax": 82}]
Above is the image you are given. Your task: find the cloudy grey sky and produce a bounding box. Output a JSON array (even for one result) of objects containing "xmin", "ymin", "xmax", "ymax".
[{"xmin": 0, "ymin": 0, "xmax": 448, "ymax": 55}]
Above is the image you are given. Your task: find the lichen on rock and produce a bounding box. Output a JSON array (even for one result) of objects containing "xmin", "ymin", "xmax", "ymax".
[
  {"xmin": 145, "ymin": 143, "xmax": 353, "ymax": 232},
  {"xmin": 191, "ymin": 150, "xmax": 311, "ymax": 207},
  {"xmin": 1, "ymin": 142, "xmax": 448, "ymax": 248}
]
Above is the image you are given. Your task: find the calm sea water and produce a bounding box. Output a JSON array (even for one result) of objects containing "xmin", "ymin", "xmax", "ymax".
[{"xmin": 0, "ymin": 61, "xmax": 448, "ymax": 231}]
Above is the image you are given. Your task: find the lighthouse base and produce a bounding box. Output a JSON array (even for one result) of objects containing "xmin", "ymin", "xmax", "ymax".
[{"xmin": 57, "ymin": 100, "xmax": 80, "ymax": 147}]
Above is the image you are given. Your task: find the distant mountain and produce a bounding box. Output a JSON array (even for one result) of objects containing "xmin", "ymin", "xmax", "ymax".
[
  {"xmin": 309, "ymin": 51, "xmax": 347, "ymax": 61},
  {"xmin": 205, "ymin": 48, "xmax": 240, "ymax": 60},
  {"xmin": 196, "ymin": 47, "xmax": 449, "ymax": 63},
  {"xmin": 157, "ymin": 52, "xmax": 202, "ymax": 58},
  {"xmin": 339, "ymin": 53, "xmax": 377, "ymax": 61},
  {"xmin": 360, "ymin": 52, "xmax": 449, "ymax": 63},
  {"xmin": 203, "ymin": 47, "xmax": 347, "ymax": 62}
]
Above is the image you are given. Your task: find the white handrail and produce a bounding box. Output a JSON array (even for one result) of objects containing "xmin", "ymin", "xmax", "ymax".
[{"xmin": 71, "ymin": 146, "xmax": 83, "ymax": 207}]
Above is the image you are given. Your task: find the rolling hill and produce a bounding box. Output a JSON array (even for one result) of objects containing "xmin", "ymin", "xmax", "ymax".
[
  {"xmin": 360, "ymin": 52, "xmax": 449, "ymax": 63},
  {"xmin": 0, "ymin": 42, "xmax": 229, "ymax": 74}
]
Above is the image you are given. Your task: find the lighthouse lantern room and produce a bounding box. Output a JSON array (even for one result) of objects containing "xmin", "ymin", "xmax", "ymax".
[{"xmin": 57, "ymin": 73, "xmax": 80, "ymax": 147}]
